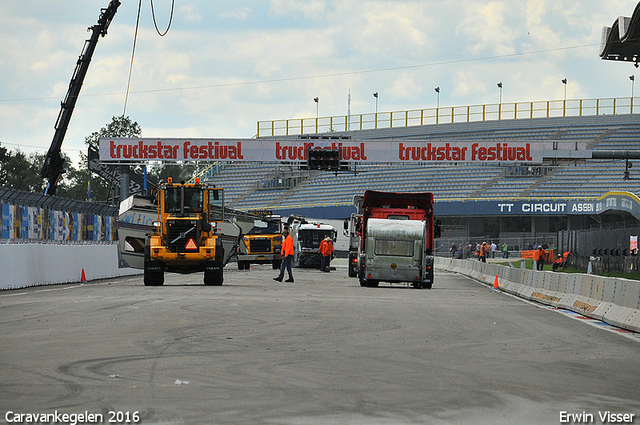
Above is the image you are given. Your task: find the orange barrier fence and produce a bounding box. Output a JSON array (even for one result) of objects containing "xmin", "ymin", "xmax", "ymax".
[{"xmin": 520, "ymin": 249, "xmax": 555, "ymax": 262}]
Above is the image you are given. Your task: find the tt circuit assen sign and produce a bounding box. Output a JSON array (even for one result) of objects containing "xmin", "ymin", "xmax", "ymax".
[
  {"xmin": 99, "ymin": 138, "xmax": 544, "ymax": 164},
  {"xmin": 436, "ymin": 192, "xmax": 640, "ymax": 221}
]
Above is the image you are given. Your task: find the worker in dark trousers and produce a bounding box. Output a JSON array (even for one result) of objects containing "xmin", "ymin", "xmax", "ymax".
[
  {"xmin": 537, "ymin": 246, "xmax": 545, "ymax": 270},
  {"xmin": 319, "ymin": 236, "xmax": 334, "ymax": 272},
  {"xmin": 274, "ymin": 228, "xmax": 294, "ymax": 282}
]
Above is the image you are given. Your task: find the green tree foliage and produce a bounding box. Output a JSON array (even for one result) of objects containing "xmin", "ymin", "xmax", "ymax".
[
  {"xmin": 0, "ymin": 144, "xmax": 46, "ymax": 192},
  {"xmin": 80, "ymin": 115, "xmax": 142, "ymax": 203},
  {"xmin": 84, "ymin": 115, "xmax": 142, "ymax": 151},
  {"xmin": 148, "ymin": 162, "xmax": 200, "ymax": 185}
]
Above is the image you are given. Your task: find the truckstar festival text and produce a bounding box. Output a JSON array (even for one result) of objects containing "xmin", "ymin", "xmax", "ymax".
[{"xmin": 100, "ymin": 138, "xmax": 544, "ymax": 164}]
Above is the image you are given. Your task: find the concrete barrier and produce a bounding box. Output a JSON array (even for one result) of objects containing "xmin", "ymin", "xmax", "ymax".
[
  {"xmin": 0, "ymin": 243, "xmax": 141, "ymax": 290},
  {"xmin": 436, "ymin": 257, "xmax": 640, "ymax": 333}
]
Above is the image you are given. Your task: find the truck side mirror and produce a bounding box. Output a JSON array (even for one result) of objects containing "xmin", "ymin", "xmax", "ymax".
[{"xmin": 434, "ymin": 219, "xmax": 442, "ymax": 239}]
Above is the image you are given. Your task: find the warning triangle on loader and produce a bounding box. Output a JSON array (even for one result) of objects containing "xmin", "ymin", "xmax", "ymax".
[{"xmin": 185, "ymin": 238, "xmax": 198, "ymax": 250}]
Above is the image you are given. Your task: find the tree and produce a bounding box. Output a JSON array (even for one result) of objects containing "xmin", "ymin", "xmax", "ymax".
[
  {"xmin": 84, "ymin": 115, "xmax": 142, "ymax": 151},
  {"xmin": 0, "ymin": 144, "xmax": 46, "ymax": 192},
  {"xmin": 82, "ymin": 115, "xmax": 142, "ymax": 203},
  {"xmin": 148, "ymin": 162, "xmax": 200, "ymax": 185},
  {"xmin": 0, "ymin": 143, "xmax": 8, "ymax": 186}
]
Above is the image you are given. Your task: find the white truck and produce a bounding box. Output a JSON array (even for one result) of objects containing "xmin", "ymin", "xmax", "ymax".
[{"xmin": 287, "ymin": 215, "xmax": 337, "ymax": 268}]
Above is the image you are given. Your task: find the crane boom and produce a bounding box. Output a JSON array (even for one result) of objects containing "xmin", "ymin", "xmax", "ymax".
[{"xmin": 41, "ymin": 0, "xmax": 120, "ymax": 195}]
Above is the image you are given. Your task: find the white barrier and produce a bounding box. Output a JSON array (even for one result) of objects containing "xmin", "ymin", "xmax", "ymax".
[
  {"xmin": 436, "ymin": 257, "xmax": 640, "ymax": 333},
  {"xmin": 0, "ymin": 243, "xmax": 141, "ymax": 290}
]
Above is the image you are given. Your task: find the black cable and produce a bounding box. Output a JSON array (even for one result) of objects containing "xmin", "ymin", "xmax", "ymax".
[
  {"xmin": 123, "ymin": 0, "xmax": 143, "ymax": 117},
  {"xmin": 150, "ymin": 0, "xmax": 174, "ymax": 37}
]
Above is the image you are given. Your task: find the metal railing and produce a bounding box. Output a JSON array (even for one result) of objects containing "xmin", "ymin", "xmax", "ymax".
[
  {"xmin": 0, "ymin": 188, "xmax": 118, "ymax": 243},
  {"xmin": 257, "ymin": 96, "xmax": 638, "ymax": 137},
  {"xmin": 188, "ymin": 161, "xmax": 226, "ymax": 183}
]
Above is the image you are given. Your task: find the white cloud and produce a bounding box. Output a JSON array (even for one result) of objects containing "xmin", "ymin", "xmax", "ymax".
[
  {"xmin": 388, "ymin": 72, "xmax": 423, "ymax": 100},
  {"xmin": 268, "ymin": 0, "xmax": 327, "ymax": 19},
  {"xmin": 180, "ymin": 5, "xmax": 203, "ymax": 23},
  {"xmin": 219, "ymin": 7, "xmax": 251, "ymax": 21},
  {"xmin": 456, "ymin": 1, "xmax": 521, "ymax": 56}
]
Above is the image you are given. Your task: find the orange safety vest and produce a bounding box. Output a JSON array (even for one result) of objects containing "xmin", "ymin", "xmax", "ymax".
[
  {"xmin": 319, "ymin": 239, "xmax": 333, "ymax": 256},
  {"xmin": 282, "ymin": 234, "xmax": 294, "ymax": 257}
]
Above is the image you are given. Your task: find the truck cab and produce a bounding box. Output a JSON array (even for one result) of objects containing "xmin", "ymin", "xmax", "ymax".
[{"xmin": 237, "ymin": 214, "xmax": 283, "ymax": 269}]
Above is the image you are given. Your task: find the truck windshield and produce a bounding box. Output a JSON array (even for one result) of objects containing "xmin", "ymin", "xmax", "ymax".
[
  {"xmin": 248, "ymin": 220, "xmax": 280, "ymax": 235},
  {"xmin": 374, "ymin": 239, "xmax": 414, "ymax": 257},
  {"xmin": 387, "ymin": 215, "xmax": 409, "ymax": 220},
  {"xmin": 164, "ymin": 188, "xmax": 203, "ymax": 214},
  {"xmin": 299, "ymin": 229, "xmax": 324, "ymax": 248}
]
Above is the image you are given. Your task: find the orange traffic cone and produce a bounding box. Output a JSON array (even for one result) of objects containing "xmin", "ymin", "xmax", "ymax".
[
  {"xmin": 493, "ymin": 275, "xmax": 499, "ymax": 288},
  {"xmin": 81, "ymin": 269, "xmax": 87, "ymax": 282}
]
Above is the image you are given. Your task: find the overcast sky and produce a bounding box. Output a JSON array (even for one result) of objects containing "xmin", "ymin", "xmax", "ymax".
[{"xmin": 1, "ymin": 0, "xmax": 638, "ymax": 167}]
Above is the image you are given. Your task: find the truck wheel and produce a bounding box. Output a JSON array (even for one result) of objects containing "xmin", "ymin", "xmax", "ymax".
[
  {"xmin": 421, "ymin": 282, "xmax": 433, "ymax": 289},
  {"xmin": 204, "ymin": 261, "xmax": 223, "ymax": 285},
  {"xmin": 143, "ymin": 244, "xmax": 164, "ymax": 286},
  {"xmin": 204, "ymin": 240, "xmax": 224, "ymax": 285},
  {"xmin": 272, "ymin": 260, "xmax": 281, "ymax": 269},
  {"xmin": 144, "ymin": 261, "xmax": 164, "ymax": 286},
  {"xmin": 365, "ymin": 280, "xmax": 379, "ymax": 288},
  {"xmin": 348, "ymin": 252, "xmax": 358, "ymax": 278},
  {"xmin": 358, "ymin": 267, "xmax": 367, "ymax": 286},
  {"xmin": 238, "ymin": 261, "xmax": 246, "ymax": 270}
]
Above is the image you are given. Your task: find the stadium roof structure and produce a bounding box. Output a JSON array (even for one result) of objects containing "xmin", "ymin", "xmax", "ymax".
[{"xmin": 600, "ymin": 1, "xmax": 640, "ymax": 64}]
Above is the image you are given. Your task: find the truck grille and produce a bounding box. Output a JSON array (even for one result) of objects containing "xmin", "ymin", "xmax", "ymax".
[
  {"xmin": 249, "ymin": 238, "xmax": 272, "ymax": 253},
  {"xmin": 167, "ymin": 220, "xmax": 199, "ymax": 253}
]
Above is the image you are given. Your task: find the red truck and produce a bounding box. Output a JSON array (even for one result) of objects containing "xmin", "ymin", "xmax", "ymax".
[{"xmin": 345, "ymin": 190, "xmax": 440, "ymax": 288}]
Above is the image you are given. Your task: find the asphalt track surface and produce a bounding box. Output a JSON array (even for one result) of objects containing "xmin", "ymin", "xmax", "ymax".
[{"xmin": 1, "ymin": 259, "xmax": 639, "ymax": 425}]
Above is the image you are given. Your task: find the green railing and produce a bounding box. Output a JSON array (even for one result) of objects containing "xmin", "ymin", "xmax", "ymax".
[{"xmin": 256, "ymin": 96, "xmax": 638, "ymax": 137}]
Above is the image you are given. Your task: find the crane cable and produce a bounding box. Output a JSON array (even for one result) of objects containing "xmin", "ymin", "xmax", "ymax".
[
  {"xmin": 122, "ymin": 0, "xmax": 174, "ymax": 117},
  {"xmin": 122, "ymin": 0, "xmax": 142, "ymax": 117},
  {"xmin": 151, "ymin": 0, "xmax": 175, "ymax": 37}
]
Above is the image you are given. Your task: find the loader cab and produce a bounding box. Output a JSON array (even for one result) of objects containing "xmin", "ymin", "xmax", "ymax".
[
  {"xmin": 159, "ymin": 179, "xmax": 224, "ymax": 223},
  {"xmin": 208, "ymin": 188, "xmax": 224, "ymax": 222}
]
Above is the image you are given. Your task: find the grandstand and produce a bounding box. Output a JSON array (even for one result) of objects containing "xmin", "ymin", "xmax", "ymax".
[{"xmin": 202, "ymin": 114, "xmax": 640, "ymax": 221}]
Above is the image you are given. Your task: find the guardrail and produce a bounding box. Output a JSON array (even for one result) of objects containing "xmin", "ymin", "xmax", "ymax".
[
  {"xmin": 257, "ymin": 96, "xmax": 638, "ymax": 137},
  {"xmin": 0, "ymin": 243, "xmax": 140, "ymax": 290},
  {"xmin": 436, "ymin": 257, "xmax": 640, "ymax": 332}
]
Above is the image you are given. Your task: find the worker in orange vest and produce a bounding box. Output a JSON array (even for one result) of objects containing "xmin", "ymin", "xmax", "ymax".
[
  {"xmin": 319, "ymin": 235, "xmax": 334, "ymax": 272},
  {"xmin": 274, "ymin": 228, "xmax": 294, "ymax": 282},
  {"xmin": 533, "ymin": 246, "xmax": 544, "ymax": 270},
  {"xmin": 480, "ymin": 242, "xmax": 487, "ymax": 263}
]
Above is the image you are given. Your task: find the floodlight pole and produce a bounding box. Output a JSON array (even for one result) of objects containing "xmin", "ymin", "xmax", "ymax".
[
  {"xmin": 373, "ymin": 92, "xmax": 379, "ymax": 129},
  {"xmin": 562, "ymin": 78, "xmax": 568, "ymax": 116},
  {"xmin": 314, "ymin": 97, "xmax": 319, "ymax": 132},
  {"xmin": 497, "ymin": 82, "xmax": 503, "ymax": 119},
  {"xmin": 630, "ymin": 75, "xmax": 635, "ymax": 113}
]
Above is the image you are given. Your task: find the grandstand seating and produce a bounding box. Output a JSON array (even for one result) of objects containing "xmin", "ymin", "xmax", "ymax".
[{"xmin": 202, "ymin": 114, "xmax": 640, "ymax": 213}]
